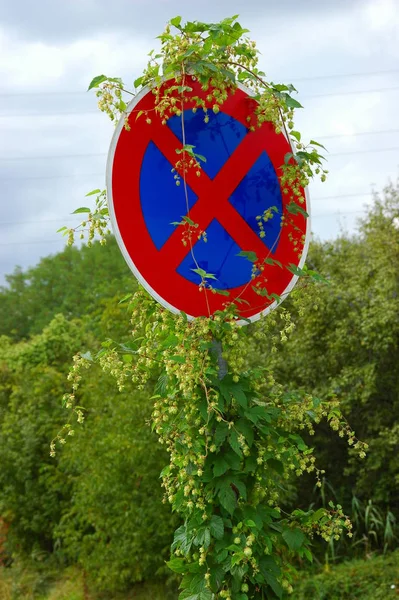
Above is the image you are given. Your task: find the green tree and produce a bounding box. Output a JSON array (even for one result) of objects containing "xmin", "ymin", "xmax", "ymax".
[
  {"xmin": 56, "ymin": 371, "xmax": 177, "ymax": 591},
  {"xmin": 0, "ymin": 310, "xmax": 176, "ymax": 589},
  {"xmin": 254, "ymin": 182, "xmax": 399, "ymax": 523},
  {"xmin": 0, "ymin": 237, "xmax": 132, "ymax": 341},
  {"xmin": 0, "ymin": 315, "xmax": 87, "ymax": 554}
]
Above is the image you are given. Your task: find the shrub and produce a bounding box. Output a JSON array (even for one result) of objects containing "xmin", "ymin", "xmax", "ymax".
[{"xmin": 292, "ymin": 550, "xmax": 399, "ymax": 599}]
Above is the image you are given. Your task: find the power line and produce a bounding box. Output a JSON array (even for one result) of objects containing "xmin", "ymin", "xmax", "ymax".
[
  {"xmin": 0, "ymin": 217, "xmax": 82, "ymax": 226},
  {"xmin": 0, "ymin": 69, "xmax": 398, "ymax": 98},
  {"xmin": 0, "ymin": 205, "xmax": 380, "ymax": 249},
  {"xmin": 328, "ymin": 146, "xmax": 399, "ymax": 157},
  {"xmin": 0, "ymin": 211, "xmax": 368, "ymax": 246},
  {"xmin": 1, "ymin": 128, "xmax": 399, "ymax": 166},
  {"xmin": 1, "ymin": 85, "xmax": 399, "ymax": 120},
  {"xmin": 314, "ymin": 192, "xmax": 373, "ymax": 200},
  {"xmin": 0, "ymin": 198, "xmax": 374, "ymax": 228},
  {"xmin": 290, "ymin": 68, "xmax": 399, "ymax": 82},
  {"xmin": 301, "ymin": 86, "xmax": 399, "ymax": 99},
  {"xmin": 0, "ymin": 239, "xmax": 62, "ymax": 246},
  {"xmin": 0, "ymin": 110, "xmax": 98, "ymax": 119},
  {"xmin": 1, "ymin": 172, "xmax": 103, "ymax": 182},
  {"xmin": 313, "ymin": 210, "xmax": 366, "ymax": 217},
  {"xmin": 2, "ymin": 145, "xmax": 399, "ymax": 163},
  {"xmin": 0, "ymin": 153, "xmax": 105, "ymax": 161},
  {"xmin": 317, "ymin": 128, "xmax": 399, "ymax": 140}
]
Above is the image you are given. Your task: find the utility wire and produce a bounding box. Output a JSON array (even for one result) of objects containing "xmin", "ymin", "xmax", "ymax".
[
  {"xmin": 289, "ymin": 68, "xmax": 399, "ymax": 82},
  {"xmin": 301, "ymin": 86, "xmax": 399, "ymax": 98},
  {"xmin": 1, "ymin": 127, "xmax": 399, "ymax": 164},
  {"xmin": 1, "ymin": 173, "xmax": 103, "ymax": 181},
  {"xmin": 0, "ymin": 239, "xmax": 63, "ymax": 246},
  {"xmin": 0, "ymin": 68, "xmax": 398, "ymax": 97},
  {"xmin": 0, "ymin": 202, "xmax": 375, "ymax": 228},
  {"xmin": 328, "ymin": 146, "xmax": 399, "ymax": 157},
  {"xmin": 317, "ymin": 128, "xmax": 399, "ymax": 140},
  {"xmin": 2, "ymin": 145, "xmax": 399, "ymax": 162},
  {"xmin": 0, "ymin": 217, "xmax": 82, "ymax": 226},
  {"xmin": 0, "ymin": 211, "xmax": 370, "ymax": 247},
  {"xmin": 1, "ymin": 85, "xmax": 399, "ymax": 120},
  {"xmin": 0, "ymin": 153, "xmax": 105, "ymax": 161}
]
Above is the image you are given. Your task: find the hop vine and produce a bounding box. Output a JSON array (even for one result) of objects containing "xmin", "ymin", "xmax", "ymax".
[
  {"xmin": 54, "ymin": 15, "xmax": 369, "ymax": 600},
  {"xmin": 54, "ymin": 287, "xmax": 367, "ymax": 599}
]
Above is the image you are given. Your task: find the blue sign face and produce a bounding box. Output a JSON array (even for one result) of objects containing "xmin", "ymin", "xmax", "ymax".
[{"xmin": 139, "ymin": 109, "xmax": 283, "ymax": 290}]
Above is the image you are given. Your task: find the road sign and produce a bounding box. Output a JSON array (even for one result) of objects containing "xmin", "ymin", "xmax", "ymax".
[{"xmin": 106, "ymin": 77, "xmax": 310, "ymax": 323}]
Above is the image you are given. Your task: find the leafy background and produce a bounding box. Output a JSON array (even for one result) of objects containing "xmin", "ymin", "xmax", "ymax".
[{"xmin": 0, "ymin": 182, "xmax": 398, "ymax": 598}]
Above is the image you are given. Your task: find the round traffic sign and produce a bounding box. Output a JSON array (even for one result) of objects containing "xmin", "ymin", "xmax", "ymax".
[{"xmin": 107, "ymin": 78, "xmax": 310, "ymax": 323}]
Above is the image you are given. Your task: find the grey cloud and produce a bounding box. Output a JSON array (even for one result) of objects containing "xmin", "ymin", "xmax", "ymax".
[
  {"xmin": 0, "ymin": 0, "xmax": 365, "ymax": 43},
  {"xmin": 0, "ymin": 0, "xmax": 397, "ymax": 283}
]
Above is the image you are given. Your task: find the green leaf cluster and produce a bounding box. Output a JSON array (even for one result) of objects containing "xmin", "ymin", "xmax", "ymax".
[
  {"xmin": 0, "ymin": 243, "xmax": 177, "ymax": 592},
  {"xmin": 250, "ymin": 181, "xmax": 399, "ymax": 557}
]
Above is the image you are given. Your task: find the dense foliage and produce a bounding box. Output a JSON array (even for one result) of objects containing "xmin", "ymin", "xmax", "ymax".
[
  {"xmin": 291, "ymin": 549, "xmax": 399, "ymax": 600},
  {"xmin": 1, "ymin": 549, "xmax": 398, "ymax": 600},
  {"xmin": 0, "ymin": 181, "xmax": 398, "ymax": 595},
  {"xmin": 0, "ymin": 315, "xmax": 86, "ymax": 555},
  {"xmin": 0, "ymin": 238, "xmax": 132, "ymax": 341},
  {"xmin": 0, "ymin": 241, "xmax": 176, "ymax": 592},
  {"xmin": 257, "ymin": 182, "xmax": 399, "ymax": 558}
]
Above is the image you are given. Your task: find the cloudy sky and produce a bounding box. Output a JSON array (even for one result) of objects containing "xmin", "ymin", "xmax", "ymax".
[{"xmin": 0, "ymin": 0, "xmax": 398, "ymax": 284}]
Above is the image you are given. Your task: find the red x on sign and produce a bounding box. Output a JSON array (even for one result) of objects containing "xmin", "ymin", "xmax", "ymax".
[
  {"xmin": 149, "ymin": 121, "xmax": 277, "ymax": 270},
  {"xmin": 107, "ymin": 78, "xmax": 310, "ymax": 322}
]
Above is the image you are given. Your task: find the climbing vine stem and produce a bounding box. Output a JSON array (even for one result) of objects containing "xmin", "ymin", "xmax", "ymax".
[
  {"xmin": 54, "ymin": 289, "xmax": 367, "ymax": 599},
  {"xmin": 54, "ymin": 15, "xmax": 368, "ymax": 600}
]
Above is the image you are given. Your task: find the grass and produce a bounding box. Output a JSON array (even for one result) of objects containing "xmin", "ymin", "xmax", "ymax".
[
  {"xmin": 0, "ymin": 566, "xmax": 177, "ymax": 600},
  {"xmin": 291, "ymin": 550, "xmax": 399, "ymax": 599},
  {"xmin": 0, "ymin": 572, "xmax": 12, "ymax": 600},
  {"xmin": 1, "ymin": 552, "xmax": 399, "ymax": 599},
  {"xmin": 42, "ymin": 575, "xmax": 174, "ymax": 600},
  {"xmin": 39, "ymin": 569, "xmax": 86, "ymax": 600}
]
